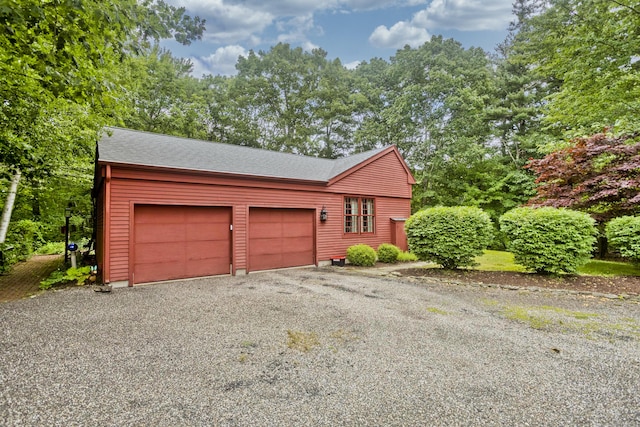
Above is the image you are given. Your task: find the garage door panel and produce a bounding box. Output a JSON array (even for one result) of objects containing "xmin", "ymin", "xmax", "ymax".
[
  {"xmin": 134, "ymin": 206, "xmax": 231, "ymax": 284},
  {"xmin": 282, "ymin": 250, "xmax": 314, "ymax": 266},
  {"xmin": 282, "ymin": 237, "xmax": 313, "ymax": 252},
  {"xmin": 283, "ymin": 224, "xmax": 313, "ymax": 238},
  {"xmin": 250, "ymin": 238, "xmax": 283, "ymax": 256},
  {"xmin": 134, "ymin": 243, "xmax": 184, "ymax": 264},
  {"xmin": 186, "ymin": 241, "xmax": 230, "ymax": 260},
  {"xmin": 185, "ymin": 208, "xmax": 225, "ymax": 223},
  {"xmin": 250, "ymin": 254, "xmax": 282, "ymax": 272},
  {"xmin": 136, "ymin": 206, "xmax": 185, "ymax": 223},
  {"xmin": 249, "ymin": 223, "xmax": 283, "ymax": 239},
  {"xmin": 135, "ymin": 224, "xmax": 186, "ymax": 243},
  {"xmin": 249, "ymin": 208, "xmax": 314, "ymax": 271},
  {"xmin": 186, "ymin": 223, "xmax": 229, "ymax": 241},
  {"xmin": 135, "ymin": 261, "xmax": 185, "ymax": 283},
  {"xmin": 187, "ymin": 258, "xmax": 230, "ymax": 276}
]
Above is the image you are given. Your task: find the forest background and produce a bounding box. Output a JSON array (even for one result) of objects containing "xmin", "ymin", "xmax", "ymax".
[{"xmin": 1, "ymin": 0, "xmax": 639, "ymax": 267}]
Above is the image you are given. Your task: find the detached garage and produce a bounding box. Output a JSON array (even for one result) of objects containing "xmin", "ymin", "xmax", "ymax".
[{"xmin": 93, "ymin": 127, "xmax": 415, "ymax": 286}]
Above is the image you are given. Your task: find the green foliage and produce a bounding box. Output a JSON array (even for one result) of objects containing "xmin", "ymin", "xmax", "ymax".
[
  {"xmin": 500, "ymin": 207, "xmax": 597, "ymax": 274},
  {"xmin": 40, "ymin": 266, "xmax": 91, "ymax": 290},
  {"xmin": 405, "ymin": 206, "xmax": 493, "ymax": 269},
  {"xmin": 377, "ymin": 243, "xmax": 400, "ymax": 263},
  {"xmin": 526, "ymin": 132, "xmax": 640, "ymax": 221},
  {"xmin": 510, "ymin": 0, "xmax": 640, "ymax": 136},
  {"xmin": 606, "ymin": 216, "xmax": 640, "ymax": 263},
  {"xmin": 2, "ymin": 220, "xmax": 44, "ymax": 268},
  {"xmin": 397, "ymin": 251, "xmax": 419, "ymax": 262},
  {"xmin": 346, "ymin": 244, "xmax": 377, "ymax": 267},
  {"xmin": 34, "ymin": 242, "xmax": 65, "ymax": 255}
]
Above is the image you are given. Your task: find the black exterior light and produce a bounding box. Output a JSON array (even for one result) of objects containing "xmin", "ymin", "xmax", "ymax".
[{"xmin": 320, "ymin": 206, "xmax": 328, "ymax": 222}]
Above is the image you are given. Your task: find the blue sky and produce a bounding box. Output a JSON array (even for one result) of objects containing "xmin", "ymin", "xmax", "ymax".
[{"xmin": 163, "ymin": 0, "xmax": 515, "ymax": 77}]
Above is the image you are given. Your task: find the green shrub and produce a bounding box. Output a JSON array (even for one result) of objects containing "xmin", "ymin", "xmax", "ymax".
[
  {"xmin": 606, "ymin": 216, "xmax": 640, "ymax": 262},
  {"xmin": 346, "ymin": 244, "xmax": 377, "ymax": 266},
  {"xmin": 35, "ymin": 241, "xmax": 65, "ymax": 255},
  {"xmin": 377, "ymin": 243, "xmax": 400, "ymax": 263},
  {"xmin": 500, "ymin": 207, "xmax": 597, "ymax": 274},
  {"xmin": 1, "ymin": 220, "xmax": 45, "ymax": 271},
  {"xmin": 405, "ymin": 206, "xmax": 493, "ymax": 269},
  {"xmin": 40, "ymin": 266, "xmax": 91, "ymax": 290},
  {"xmin": 397, "ymin": 251, "xmax": 418, "ymax": 262}
]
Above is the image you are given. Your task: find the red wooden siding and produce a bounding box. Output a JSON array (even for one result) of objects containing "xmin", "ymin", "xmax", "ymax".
[
  {"xmin": 101, "ymin": 161, "xmax": 412, "ymax": 283},
  {"xmin": 95, "ymin": 181, "xmax": 105, "ymax": 279},
  {"xmin": 248, "ymin": 208, "xmax": 314, "ymax": 271},
  {"xmin": 329, "ymin": 151, "xmax": 414, "ymax": 198},
  {"xmin": 132, "ymin": 205, "xmax": 231, "ymax": 283}
]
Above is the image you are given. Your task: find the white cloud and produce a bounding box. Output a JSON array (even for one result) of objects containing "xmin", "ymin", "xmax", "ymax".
[
  {"xmin": 275, "ymin": 14, "xmax": 324, "ymax": 48},
  {"xmin": 344, "ymin": 60, "xmax": 361, "ymax": 69},
  {"xmin": 168, "ymin": 0, "xmax": 274, "ymax": 44},
  {"xmin": 413, "ymin": 0, "xmax": 512, "ymax": 31},
  {"xmin": 191, "ymin": 45, "xmax": 248, "ymax": 77},
  {"xmin": 369, "ymin": 21, "xmax": 430, "ymax": 48}
]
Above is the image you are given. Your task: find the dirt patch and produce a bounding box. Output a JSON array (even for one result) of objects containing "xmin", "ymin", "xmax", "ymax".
[{"xmin": 397, "ymin": 267, "xmax": 640, "ymax": 296}]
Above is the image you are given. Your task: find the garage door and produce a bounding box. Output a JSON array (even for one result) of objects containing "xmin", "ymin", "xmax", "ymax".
[
  {"xmin": 249, "ymin": 208, "xmax": 314, "ymax": 272},
  {"xmin": 133, "ymin": 206, "xmax": 231, "ymax": 284}
]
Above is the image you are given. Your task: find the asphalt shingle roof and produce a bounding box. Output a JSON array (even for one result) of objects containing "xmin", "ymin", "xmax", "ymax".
[{"xmin": 98, "ymin": 127, "xmax": 388, "ymax": 182}]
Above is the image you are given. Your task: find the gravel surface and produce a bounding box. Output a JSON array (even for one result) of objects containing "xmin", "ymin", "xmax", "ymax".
[{"xmin": 1, "ymin": 268, "xmax": 639, "ymax": 426}]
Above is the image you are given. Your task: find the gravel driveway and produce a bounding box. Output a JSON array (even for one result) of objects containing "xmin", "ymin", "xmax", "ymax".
[{"xmin": 1, "ymin": 267, "xmax": 639, "ymax": 426}]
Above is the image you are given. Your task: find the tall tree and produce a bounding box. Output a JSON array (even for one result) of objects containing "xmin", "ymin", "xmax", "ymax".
[
  {"xmin": 0, "ymin": 0, "xmax": 204, "ymax": 250},
  {"xmin": 123, "ymin": 47, "xmax": 202, "ymax": 136},
  {"xmin": 366, "ymin": 37, "xmax": 497, "ymax": 209},
  {"xmin": 485, "ymin": 0, "xmax": 550, "ymax": 167},
  {"xmin": 513, "ymin": 0, "xmax": 640, "ymax": 137}
]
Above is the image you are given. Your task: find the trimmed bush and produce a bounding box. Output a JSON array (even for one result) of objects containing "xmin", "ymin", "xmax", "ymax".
[
  {"xmin": 397, "ymin": 251, "xmax": 418, "ymax": 262},
  {"xmin": 606, "ymin": 216, "xmax": 640, "ymax": 262},
  {"xmin": 405, "ymin": 206, "xmax": 493, "ymax": 269},
  {"xmin": 377, "ymin": 243, "xmax": 400, "ymax": 263},
  {"xmin": 500, "ymin": 207, "xmax": 597, "ymax": 274},
  {"xmin": 346, "ymin": 244, "xmax": 377, "ymax": 266}
]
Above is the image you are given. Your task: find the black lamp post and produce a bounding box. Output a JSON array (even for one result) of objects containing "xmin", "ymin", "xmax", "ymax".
[{"xmin": 64, "ymin": 207, "xmax": 72, "ymax": 263}]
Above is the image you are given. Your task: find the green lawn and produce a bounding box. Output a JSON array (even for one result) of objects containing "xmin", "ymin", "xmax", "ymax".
[{"xmin": 475, "ymin": 250, "xmax": 640, "ymax": 277}]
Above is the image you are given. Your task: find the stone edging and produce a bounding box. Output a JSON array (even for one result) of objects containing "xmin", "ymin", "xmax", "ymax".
[{"xmin": 323, "ymin": 265, "xmax": 640, "ymax": 303}]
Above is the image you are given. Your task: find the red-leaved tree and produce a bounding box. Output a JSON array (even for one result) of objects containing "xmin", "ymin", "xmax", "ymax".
[{"xmin": 526, "ymin": 132, "xmax": 640, "ymax": 222}]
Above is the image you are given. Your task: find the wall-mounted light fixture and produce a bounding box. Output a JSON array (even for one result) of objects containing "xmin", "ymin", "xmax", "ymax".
[{"xmin": 320, "ymin": 206, "xmax": 328, "ymax": 222}]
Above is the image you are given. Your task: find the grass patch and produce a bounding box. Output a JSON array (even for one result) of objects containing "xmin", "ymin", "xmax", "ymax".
[
  {"xmin": 397, "ymin": 251, "xmax": 419, "ymax": 262},
  {"xmin": 501, "ymin": 305, "xmax": 552, "ymax": 330},
  {"xmin": 474, "ymin": 250, "xmax": 527, "ymax": 272},
  {"xmin": 474, "ymin": 250, "xmax": 640, "ymax": 277},
  {"xmin": 497, "ymin": 303, "xmax": 639, "ymax": 340},
  {"xmin": 577, "ymin": 259, "xmax": 640, "ymax": 277},
  {"xmin": 286, "ymin": 330, "xmax": 319, "ymax": 352},
  {"xmin": 426, "ymin": 307, "xmax": 449, "ymax": 315}
]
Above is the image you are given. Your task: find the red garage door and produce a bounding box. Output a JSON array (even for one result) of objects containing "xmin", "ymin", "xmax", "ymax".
[
  {"xmin": 133, "ymin": 205, "xmax": 231, "ymax": 284},
  {"xmin": 249, "ymin": 208, "xmax": 314, "ymax": 272}
]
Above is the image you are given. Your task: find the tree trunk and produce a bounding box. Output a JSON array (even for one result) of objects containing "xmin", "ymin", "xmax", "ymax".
[{"xmin": 0, "ymin": 170, "xmax": 21, "ymax": 244}]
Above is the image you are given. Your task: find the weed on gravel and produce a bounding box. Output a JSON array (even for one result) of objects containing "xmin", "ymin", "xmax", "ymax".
[
  {"xmin": 491, "ymin": 302, "xmax": 640, "ymax": 341},
  {"xmin": 286, "ymin": 330, "xmax": 320, "ymax": 352}
]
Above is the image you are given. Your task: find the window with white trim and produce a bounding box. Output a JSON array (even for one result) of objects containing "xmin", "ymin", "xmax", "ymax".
[{"xmin": 344, "ymin": 197, "xmax": 375, "ymax": 234}]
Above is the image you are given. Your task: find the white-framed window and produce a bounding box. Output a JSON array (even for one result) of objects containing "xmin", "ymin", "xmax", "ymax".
[{"xmin": 344, "ymin": 197, "xmax": 375, "ymax": 234}]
